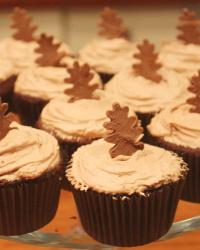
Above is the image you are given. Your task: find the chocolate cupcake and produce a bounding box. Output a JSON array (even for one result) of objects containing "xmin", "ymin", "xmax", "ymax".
[
  {"xmin": 0, "ymin": 101, "xmax": 62, "ymax": 235},
  {"xmin": 148, "ymin": 72, "xmax": 200, "ymax": 203},
  {"xmin": 159, "ymin": 8, "xmax": 200, "ymax": 78},
  {"xmin": 79, "ymin": 7, "xmax": 137, "ymax": 84},
  {"xmin": 13, "ymin": 34, "xmax": 101, "ymax": 126},
  {"xmin": 66, "ymin": 103, "xmax": 188, "ymax": 247},
  {"xmin": 38, "ymin": 63, "xmax": 133, "ymax": 188},
  {"xmin": 105, "ymin": 39, "xmax": 190, "ymax": 138}
]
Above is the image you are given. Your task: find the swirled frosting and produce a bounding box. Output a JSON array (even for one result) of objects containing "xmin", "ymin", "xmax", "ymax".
[
  {"xmin": 159, "ymin": 41, "xmax": 200, "ymax": 76},
  {"xmin": 105, "ymin": 67, "xmax": 190, "ymax": 113},
  {"xmin": 0, "ymin": 122, "xmax": 61, "ymax": 182},
  {"xmin": 148, "ymin": 101, "xmax": 200, "ymax": 149},
  {"xmin": 0, "ymin": 38, "xmax": 72, "ymax": 75},
  {"xmin": 14, "ymin": 66, "xmax": 102, "ymax": 101},
  {"xmin": 66, "ymin": 139, "xmax": 187, "ymax": 195},
  {"xmin": 39, "ymin": 94, "xmax": 135, "ymax": 143},
  {"xmin": 0, "ymin": 59, "xmax": 14, "ymax": 82},
  {"xmin": 79, "ymin": 38, "xmax": 138, "ymax": 74}
]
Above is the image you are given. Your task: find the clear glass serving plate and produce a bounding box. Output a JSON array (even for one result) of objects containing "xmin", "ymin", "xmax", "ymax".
[{"xmin": 0, "ymin": 191, "xmax": 200, "ymax": 249}]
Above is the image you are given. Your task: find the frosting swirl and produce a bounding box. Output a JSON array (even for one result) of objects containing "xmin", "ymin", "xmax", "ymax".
[
  {"xmin": 39, "ymin": 94, "xmax": 134, "ymax": 143},
  {"xmin": 159, "ymin": 41, "xmax": 200, "ymax": 76},
  {"xmin": 67, "ymin": 139, "xmax": 187, "ymax": 195},
  {"xmin": 0, "ymin": 59, "xmax": 15, "ymax": 82},
  {"xmin": 0, "ymin": 38, "xmax": 72, "ymax": 75},
  {"xmin": 0, "ymin": 122, "xmax": 61, "ymax": 182},
  {"xmin": 14, "ymin": 66, "xmax": 102, "ymax": 101},
  {"xmin": 148, "ymin": 101, "xmax": 200, "ymax": 149},
  {"xmin": 79, "ymin": 38, "xmax": 138, "ymax": 74},
  {"xmin": 105, "ymin": 67, "xmax": 190, "ymax": 113}
]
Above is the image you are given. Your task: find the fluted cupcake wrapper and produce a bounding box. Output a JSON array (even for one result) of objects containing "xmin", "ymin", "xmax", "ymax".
[
  {"xmin": 0, "ymin": 76, "xmax": 17, "ymax": 110},
  {"xmin": 0, "ymin": 169, "xmax": 61, "ymax": 236},
  {"xmin": 99, "ymin": 73, "xmax": 114, "ymax": 84},
  {"xmin": 149, "ymin": 136, "xmax": 200, "ymax": 203},
  {"xmin": 136, "ymin": 112, "xmax": 155, "ymax": 143},
  {"xmin": 72, "ymin": 178, "xmax": 185, "ymax": 247},
  {"xmin": 13, "ymin": 94, "xmax": 48, "ymax": 127}
]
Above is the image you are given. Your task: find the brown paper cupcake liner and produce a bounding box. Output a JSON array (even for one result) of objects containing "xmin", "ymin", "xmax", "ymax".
[
  {"xmin": 136, "ymin": 112, "xmax": 155, "ymax": 143},
  {"xmin": 149, "ymin": 136, "xmax": 200, "ymax": 203},
  {"xmin": 0, "ymin": 75, "xmax": 17, "ymax": 110},
  {"xmin": 13, "ymin": 94, "xmax": 48, "ymax": 126},
  {"xmin": 71, "ymin": 178, "xmax": 185, "ymax": 247},
  {"xmin": 0, "ymin": 168, "xmax": 61, "ymax": 236},
  {"xmin": 99, "ymin": 72, "xmax": 114, "ymax": 85}
]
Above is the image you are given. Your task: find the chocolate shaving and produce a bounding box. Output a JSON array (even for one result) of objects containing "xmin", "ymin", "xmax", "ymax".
[
  {"xmin": 0, "ymin": 101, "xmax": 13, "ymax": 140},
  {"xmin": 187, "ymin": 71, "xmax": 200, "ymax": 113},
  {"xmin": 133, "ymin": 39, "xmax": 162, "ymax": 83},
  {"xmin": 35, "ymin": 33, "xmax": 66, "ymax": 67},
  {"xmin": 98, "ymin": 7, "xmax": 128, "ymax": 39},
  {"xmin": 104, "ymin": 103, "xmax": 144, "ymax": 158},
  {"xmin": 11, "ymin": 7, "xmax": 37, "ymax": 42},
  {"xmin": 64, "ymin": 61, "xmax": 99, "ymax": 102},
  {"xmin": 177, "ymin": 8, "xmax": 200, "ymax": 45}
]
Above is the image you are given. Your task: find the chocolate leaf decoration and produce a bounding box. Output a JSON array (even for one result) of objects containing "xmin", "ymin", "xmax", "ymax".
[
  {"xmin": 0, "ymin": 101, "xmax": 12, "ymax": 140},
  {"xmin": 104, "ymin": 103, "xmax": 144, "ymax": 158},
  {"xmin": 98, "ymin": 7, "xmax": 128, "ymax": 39},
  {"xmin": 187, "ymin": 71, "xmax": 200, "ymax": 113},
  {"xmin": 177, "ymin": 8, "xmax": 200, "ymax": 45},
  {"xmin": 64, "ymin": 62, "xmax": 99, "ymax": 102},
  {"xmin": 133, "ymin": 39, "xmax": 162, "ymax": 83},
  {"xmin": 35, "ymin": 33, "xmax": 66, "ymax": 66},
  {"xmin": 11, "ymin": 7, "xmax": 37, "ymax": 42}
]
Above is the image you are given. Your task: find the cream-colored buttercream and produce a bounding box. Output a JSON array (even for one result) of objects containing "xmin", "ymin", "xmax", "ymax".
[
  {"xmin": 159, "ymin": 41, "xmax": 200, "ymax": 76},
  {"xmin": 0, "ymin": 122, "xmax": 61, "ymax": 182},
  {"xmin": 0, "ymin": 59, "xmax": 15, "ymax": 82},
  {"xmin": 79, "ymin": 38, "xmax": 138, "ymax": 74},
  {"xmin": 148, "ymin": 101, "xmax": 200, "ymax": 149},
  {"xmin": 105, "ymin": 67, "xmax": 190, "ymax": 113},
  {"xmin": 39, "ymin": 94, "xmax": 135, "ymax": 143},
  {"xmin": 67, "ymin": 139, "xmax": 187, "ymax": 195},
  {"xmin": 14, "ymin": 66, "xmax": 102, "ymax": 101}
]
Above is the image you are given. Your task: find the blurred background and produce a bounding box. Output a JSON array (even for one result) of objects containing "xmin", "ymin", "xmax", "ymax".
[{"xmin": 0, "ymin": 0, "xmax": 200, "ymax": 51}]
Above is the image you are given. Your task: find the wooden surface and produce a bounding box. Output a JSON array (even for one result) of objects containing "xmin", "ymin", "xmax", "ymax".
[{"xmin": 0, "ymin": 190, "xmax": 199, "ymax": 250}]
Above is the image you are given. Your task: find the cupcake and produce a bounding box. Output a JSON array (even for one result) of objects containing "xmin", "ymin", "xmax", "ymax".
[
  {"xmin": 66, "ymin": 103, "xmax": 188, "ymax": 247},
  {"xmin": 79, "ymin": 7, "xmax": 137, "ymax": 84},
  {"xmin": 105, "ymin": 40, "xmax": 190, "ymax": 138},
  {"xmin": 38, "ymin": 63, "xmax": 132, "ymax": 188},
  {"xmin": 0, "ymin": 101, "xmax": 62, "ymax": 235},
  {"xmin": 159, "ymin": 8, "xmax": 200, "ymax": 77},
  {"xmin": 148, "ymin": 71, "xmax": 200, "ymax": 203}
]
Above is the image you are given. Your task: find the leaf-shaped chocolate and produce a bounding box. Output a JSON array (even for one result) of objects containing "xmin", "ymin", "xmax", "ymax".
[
  {"xmin": 0, "ymin": 102, "xmax": 12, "ymax": 140},
  {"xmin": 187, "ymin": 71, "xmax": 200, "ymax": 113}
]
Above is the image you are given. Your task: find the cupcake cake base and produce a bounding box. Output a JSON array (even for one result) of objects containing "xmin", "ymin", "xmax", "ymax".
[{"xmin": 0, "ymin": 168, "xmax": 61, "ymax": 236}]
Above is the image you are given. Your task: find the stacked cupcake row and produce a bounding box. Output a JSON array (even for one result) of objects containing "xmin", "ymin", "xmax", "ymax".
[{"xmin": 0, "ymin": 6, "xmax": 199, "ymax": 248}]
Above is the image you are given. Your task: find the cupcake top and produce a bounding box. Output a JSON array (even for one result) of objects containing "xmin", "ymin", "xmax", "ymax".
[
  {"xmin": 0, "ymin": 8, "xmax": 72, "ymax": 75},
  {"xmin": 106, "ymin": 40, "xmax": 190, "ymax": 113},
  {"xmin": 67, "ymin": 103, "xmax": 187, "ymax": 195},
  {"xmin": 0, "ymin": 103, "xmax": 61, "ymax": 183},
  {"xmin": 0, "ymin": 58, "xmax": 14, "ymax": 82},
  {"xmin": 14, "ymin": 63, "xmax": 102, "ymax": 101},
  {"xmin": 79, "ymin": 7, "xmax": 137, "ymax": 74},
  {"xmin": 148, "ymin": 71, "xmax": 200, "ymax": 149},
  {"xmin": 159, "ymin": 9, "xmax": 200, "ymax": 76},
  {"xmin": 39, "ymin": 94, "xmax": 135, "ymax": 143}
]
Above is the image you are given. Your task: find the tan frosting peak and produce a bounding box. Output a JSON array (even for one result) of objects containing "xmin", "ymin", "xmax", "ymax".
[
  {"xmin": 148, "ymin": 101, "xmax": 200, "ymax": 149},
  {"xmin": 14, "ymin": 66, "xmax": 102, "ymax": 101},
  {"xmin": 0, "ymin": 122, "xmax": 61, "ymax": 182},
  {"xmin": 159, "ymin": 41, "xmax": 200, "ymax": 75},
  {"xmin": 39, "ymin": 94, "xmax": 135, "ymax": 143},
  {"xmin": 79, "ymin": 38, "xmax": 138, "ymax": 74},
  {"xmin": 105, "ymin": 67, "xmax": 190, "ymax": 113},
  {"xmin": 67, "ymin": 139, "xmax": 187, "ymax": 195},
  {"xmin": 0, "ymin": 37, "xmax": 72, "ymax": 75}
]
